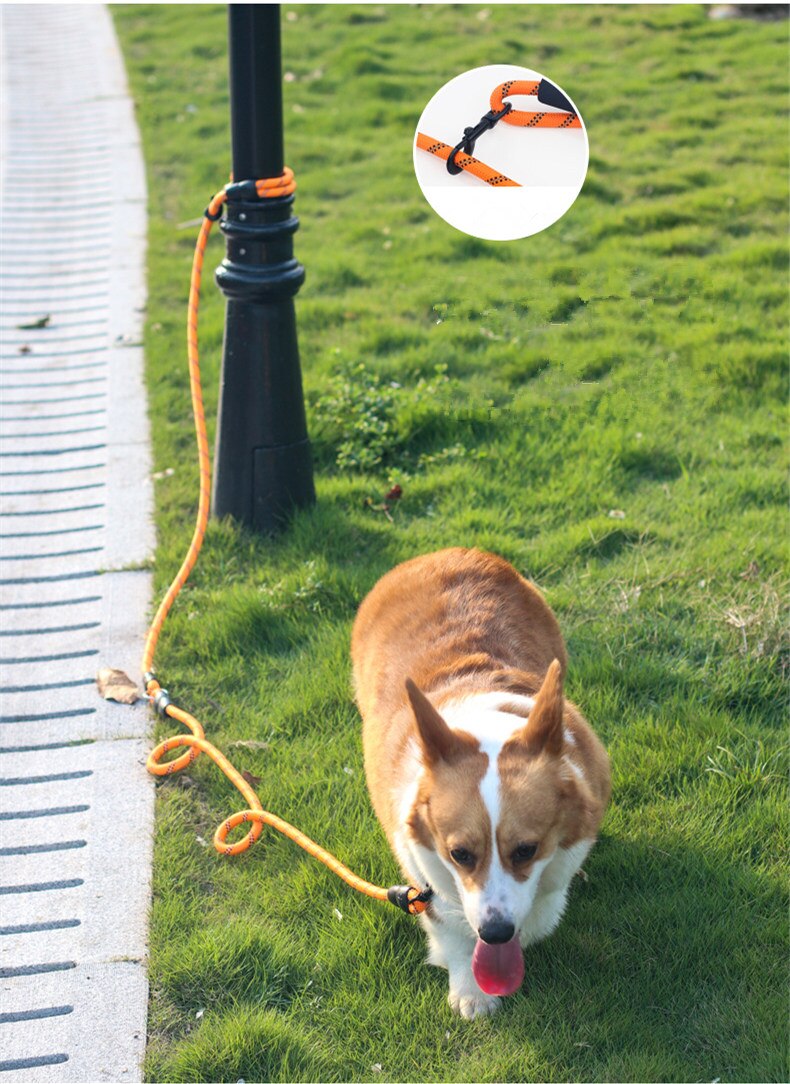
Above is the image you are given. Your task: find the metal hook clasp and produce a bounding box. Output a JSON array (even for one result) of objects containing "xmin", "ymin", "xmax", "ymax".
[{"xmin": 446, "ymin": 103, "xmax": 512, "ymax": 175}]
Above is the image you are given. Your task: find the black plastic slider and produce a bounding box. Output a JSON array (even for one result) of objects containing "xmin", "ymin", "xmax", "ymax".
[
  {"xmin": 447, "ymin": 103, "xmax": 512, "ymax": 175},
  {"xmin": 224, "ymin": 178, "xmax": 260, "ymax": 202},
  {"xmin": 387, "ymin": 884, "xmax": 434, "ymax": 914},
  {"xmin": 204, "ymin": 205, "xmax": 223, "ymax": 221}
]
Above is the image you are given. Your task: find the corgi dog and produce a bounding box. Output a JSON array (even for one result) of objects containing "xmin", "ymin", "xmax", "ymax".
[{"xmin": 352, "ymin": 548, "xmax": 610, "ymax": 1019}]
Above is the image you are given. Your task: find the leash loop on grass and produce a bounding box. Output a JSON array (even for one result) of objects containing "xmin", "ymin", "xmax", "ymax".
[
  {"xmin": 418, "ymin": 79, "xmax": 580, "ymax": 187},
  {"xmin": 141, "ymin": 170, "xmax": 432, "ymax": 918}
]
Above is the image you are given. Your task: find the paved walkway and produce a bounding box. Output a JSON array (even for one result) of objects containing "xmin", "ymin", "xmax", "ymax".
[{"xmin": 0, "ymin": 6, "xmax": 154, "ymax": 1080}]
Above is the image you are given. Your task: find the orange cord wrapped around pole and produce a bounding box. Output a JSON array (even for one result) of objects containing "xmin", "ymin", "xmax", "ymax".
[{"xmin": 142, "ymin": 174, "xmax": 431, "ymax": 919}]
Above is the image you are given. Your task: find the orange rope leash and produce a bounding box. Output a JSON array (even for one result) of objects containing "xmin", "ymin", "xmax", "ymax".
[
  {"xmin": 417, "ymin": 79, "xmax": 581, "ymax": 187},
  {"xmin": 415, "ymin": 133, "xmax": 519, "ymax": 187},
  {"xmin": 142, "ymin": 170, "xmax": 430, "ymax": 918}
]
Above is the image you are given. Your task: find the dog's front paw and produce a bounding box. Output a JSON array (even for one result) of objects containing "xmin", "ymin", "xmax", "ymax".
[{"xmin": 448, "ymin": 987, "xmax": 501, "ymax": 1020}]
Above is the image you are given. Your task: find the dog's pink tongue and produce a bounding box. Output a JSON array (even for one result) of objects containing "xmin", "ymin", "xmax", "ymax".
[{"xmin": 471, "ymin": 937, "xmax": 524, "ymax": 997}]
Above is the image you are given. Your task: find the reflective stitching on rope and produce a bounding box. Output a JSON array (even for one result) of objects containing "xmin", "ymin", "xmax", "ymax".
[
  {"xmin": 142, "ymin": 169, "xmax": 432, "ymax": 918},
  {"xmin": 415, "ymin": 133, "xmax": 518, "ymax": 187},
  {"xmin": 418, "ymin": 79, "xmax": 580, "ymax": 187}
]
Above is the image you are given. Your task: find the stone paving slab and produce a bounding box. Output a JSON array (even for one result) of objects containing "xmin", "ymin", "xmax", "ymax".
[{"xmin": 0, "ymin": 5, "xmax": 155, "ymax": 1080}]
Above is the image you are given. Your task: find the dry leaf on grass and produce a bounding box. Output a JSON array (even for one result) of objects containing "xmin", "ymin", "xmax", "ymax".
[
  {"xmin": 96, "ymin": 667, "xmax": 140, "ymax": 704},
  {"xmin": 365, "ymin": 484, "xmax": 404, "ymax": 524},
  {"xmin": 228, "ymin": 740, "xmax": 270, "ymax": 751},
  {"xmin": 241, "ymin": 769, "xmax": 262, "ymax": 787}
]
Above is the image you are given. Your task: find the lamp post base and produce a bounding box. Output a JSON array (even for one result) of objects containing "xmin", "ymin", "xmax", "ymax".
[
  {"xmin": 212, "ymin": 190, "xmax": 315, "ymax": 532},
  {"xmin": 251, "ymin": 439, "xmax": 315, "ymax": 533},
  {"xmin": 212, "ymin": 4, "xmax": 315, "ymax": 534}
]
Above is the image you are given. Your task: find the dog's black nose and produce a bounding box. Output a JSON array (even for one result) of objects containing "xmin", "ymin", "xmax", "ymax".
[{"xmin": 478, "ymin": 917, "xmax": 515, "ymax": 944}]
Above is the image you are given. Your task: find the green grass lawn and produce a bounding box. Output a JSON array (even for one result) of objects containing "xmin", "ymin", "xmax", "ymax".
[{"xmin": 113, "ymin": 4, "xmax": 787, "ymax": 1081}]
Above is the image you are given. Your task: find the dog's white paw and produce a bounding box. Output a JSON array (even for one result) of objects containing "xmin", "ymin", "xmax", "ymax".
[{"xmin": 448, "ymin": 988, "xmax": 501, "ymax": 1020}]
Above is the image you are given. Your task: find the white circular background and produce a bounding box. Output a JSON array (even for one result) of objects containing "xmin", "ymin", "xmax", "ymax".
[{"xmin": 413, "ymin": 64, "xmax": 589, "ymax": 241}]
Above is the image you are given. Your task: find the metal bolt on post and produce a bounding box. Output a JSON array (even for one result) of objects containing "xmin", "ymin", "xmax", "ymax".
[{"xmin": 213, "ymin": 2, "xmax": 315, "ymax": 533}]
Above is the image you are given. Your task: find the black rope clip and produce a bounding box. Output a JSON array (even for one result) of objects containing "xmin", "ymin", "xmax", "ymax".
[
  {"xmin": 447, "ymin": 102, "xmax": 512, "ymax": 175},
  {"xmin": 224, "ymin": 178, "xmax": 260, "ymax": 202},
  {"xmin": 387, "ymin": 884, "xmax": 434, "ymax": 915}
]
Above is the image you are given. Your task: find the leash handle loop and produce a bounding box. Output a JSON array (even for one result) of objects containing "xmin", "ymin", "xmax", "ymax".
[{"xmin": 490, "ymin": 78, "xmax": 580, "ymax": 128}]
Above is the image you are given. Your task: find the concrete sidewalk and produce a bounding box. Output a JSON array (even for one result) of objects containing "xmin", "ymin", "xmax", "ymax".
[{"xmin": 0, "ymin": 5, "xmax": 154, "ymax": 1080}]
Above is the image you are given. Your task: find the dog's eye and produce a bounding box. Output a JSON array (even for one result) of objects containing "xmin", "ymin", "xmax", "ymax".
[
  {"xmin": 512, "ymin": 842, "xmax": 538, "ymax": 863},
  {"xmin": 450, "ymin": 847, "xmax": 475, "ymax": 867}
]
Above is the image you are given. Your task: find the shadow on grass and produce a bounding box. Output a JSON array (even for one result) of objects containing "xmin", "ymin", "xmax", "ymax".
[
  {"xmin": 338, "ymin": 830, "xmax": 785, "ymax": 1083},
  {"xmin": 147, "ymin": 830, "xmax": 785, "ymax": 1083},
  {"xmin": 185, "ymin": 501, "xmax": 408, "ymax": 664},
  {"xmin": 466, "ymin": 833, "xmax": 787, "ymax": 1083}
]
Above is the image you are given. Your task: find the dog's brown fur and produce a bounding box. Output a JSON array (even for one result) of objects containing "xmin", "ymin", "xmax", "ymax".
[{"xmin": 353, "ymin": 548, "xmax": 610, "ymax": 853}]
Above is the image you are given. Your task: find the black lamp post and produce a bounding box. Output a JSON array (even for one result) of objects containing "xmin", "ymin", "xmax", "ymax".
[{"xmin": 212, "ymin": 2, "xmax": 315, "ymax": 532}]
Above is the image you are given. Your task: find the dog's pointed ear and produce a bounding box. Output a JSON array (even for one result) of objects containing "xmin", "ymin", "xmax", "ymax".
[
  {"xmin": 517, "ymin": 658, "xmax": 565, "ymax": 756},
  {"xmin": 405, "ymin": 678, "xmax": 458, "ymax": 764}
]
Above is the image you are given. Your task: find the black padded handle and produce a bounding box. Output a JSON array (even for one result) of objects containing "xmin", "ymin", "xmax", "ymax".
[{"xmin": 537, "ymin": 78, "xmax": 576, "ymax": 114}]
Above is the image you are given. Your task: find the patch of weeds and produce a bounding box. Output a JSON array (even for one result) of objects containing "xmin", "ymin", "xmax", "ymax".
[
  {"xmin": 705, "ymin": 730, "xmax": 787, "ymax": 789},
  {"xmin": 308, "ymin": 361, "xmax": 466, "ymax": 474},
  {"xmin": 309, "ymin": 362, "xmax": 401, "ymax": 471},
  {"xmin": 260, "ymin": 560, "xmax": 345, "ymax": 617},
  {"xmin": 415, "ymin": 441, "xmax": 488, "ymax": 471},
  {"xmin": 710, "ymin": 580, "xmax": 788, "ymax": 669}
]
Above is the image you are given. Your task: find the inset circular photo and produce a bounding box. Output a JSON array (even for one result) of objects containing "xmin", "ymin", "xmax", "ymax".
[{"xmin": 413, "ymin": 64, "xmax": 588, "ymax": 241}]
